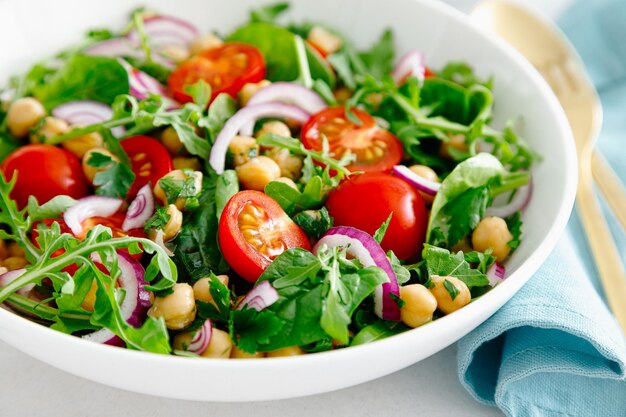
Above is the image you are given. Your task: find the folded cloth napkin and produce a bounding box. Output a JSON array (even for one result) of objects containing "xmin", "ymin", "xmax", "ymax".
[{"xmin": 457, "ymin": 1, "xmax": 626, "ymax": 416}]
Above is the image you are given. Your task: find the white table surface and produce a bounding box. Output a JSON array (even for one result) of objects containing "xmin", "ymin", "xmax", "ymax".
[{"xmin": 0, "ymin": 0, "xmax": 571, "ymax": 416}]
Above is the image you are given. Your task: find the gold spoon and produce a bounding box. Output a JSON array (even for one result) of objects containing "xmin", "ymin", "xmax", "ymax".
[{"xmin": 471, "ymin": 0, "xmax": 626, "ymax": 332}]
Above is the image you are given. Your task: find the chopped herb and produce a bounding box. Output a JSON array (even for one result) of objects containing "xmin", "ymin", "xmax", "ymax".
[
  {"xmin": 144, "ymin": 206, "xmax": 171, "ymax": 232},
  {"xmin": 87, "ymin": 151, "xmax": 135, "ymax": 199},
  {"xmin": 443, "ymin": 279, "xmax": 459, "ymax": 301}
]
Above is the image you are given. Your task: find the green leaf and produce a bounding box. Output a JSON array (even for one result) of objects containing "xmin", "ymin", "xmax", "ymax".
[
  {"xmin": 358, "ymin": 29, "xmax": 394, "ymax": 80},
  {"xmin": 373, "ymin": 213, "xmax": 393, "ymax": 244},
  {"xmin": 33, "ymin": 55, "xmax": 130, "ymax": 110},
  {"xmin": 443, "ymin": 279, "xmax": 459, "ymax": 301},
  {"xmin": 230, "ymin": 308, "xmax": 285, "ymax": 354},
  {"xmin": 196, "ymin": 273, "xmax": 231, "ymax": 324},
  {"xmin": 293, "ymin": 208, "xmax": 333, "ymax": 239},
  {"xmin": 506, "ymin": 211, "xmax": 523, "ymax": 252},
  {"xmin": 351, "ymin": 321, "xmax": 409, "ymax": 346},
  {"xmin": 144, "ymin": 206, "xmax": 171, "ymax": 231},
  {"xmin": 26, "ymin": 195, "xmax": 77, "ymax": 222},
  {"xmin": 250, "ymin": 2, "xmax": 290, "ymax": 24},
  {"xmin": 199, "ymin": 93, "xmax": 237, "ymax": 144},
  {"xmin": 185, "ymin": 80, "xmax": 212, "ymax": 109},
  {"xmin": 215, "ymin": 170, "xmax": 239, "ymax": 221},
  {"xmin": 422, "ymin": 245, "xmax": 489, "ymax": 289},
  {"xmin": 88, "ymin": 151, "xmax": 135, "ymax": 199}
]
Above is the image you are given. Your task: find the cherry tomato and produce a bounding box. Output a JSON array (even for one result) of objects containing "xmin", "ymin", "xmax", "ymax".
[
  {"xmin": 121, "ymin": 136, "xmax": 173, "ymax": 198},
  {"xmin": 301, "ymin": 107, "xmax": 403, "ymax": 173},
  {"xmin": 218, "ymin": 191, "xmax": 310, "ymax": 282},
  {"xmin": 325, "ymin": 173, "xmax": 428, "ymax": 260},
  {"xmin": 1, "ymin": 144, "xmax": 89, "ymax": 209},
  {"xmin": 168, "ymin": 42, "xmax": 266, "ymax": 104}
]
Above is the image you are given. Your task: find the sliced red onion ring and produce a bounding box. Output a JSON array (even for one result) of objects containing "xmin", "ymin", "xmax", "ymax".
[
  {"xmin": 486, "ymin": 181, "xmax": 532, "ymax": 218},
  {"xmin": 392, "ymin": 49, "xmax": 426, "ymax": 85},
  {"xmin": 122, "ymin": 184, "xmax": 155, "ymax": 231},
  {"xmin": 118, "ymin": 59, "xmax": 179, "ymax": 109},
  {"xmin": 237, "ymin": 281, "xmax": 280, "ymax": 312},
  {"xmin": 127, "ymin": 15, "xmax": 199, "ymax": 48},
  {"xmin": 486, "ymin": 262, "xmax": 506, "ymax": 287},
  {"xmin": 392, "ymin": 165, "xmax": 441, "ymax": 196},
  {"xmin": 313, "ymin": 226, "xmax": 401, "ymax": 321},
  {"xmin": 0, "ymin": 269, "xmax": 32, "ymax": 297},
  {"xmin": 187, "ymin": 319, "xmax": 212, "ymax": 355},
  {"xmin": 52, "ymin": 100, "xmax": 113, "ymax": 126},
  {"xmin": 209, "ymin": 103, "xmax": 310, "ymax": 174},
  {"xmin": 82, "ymin": 251, "xmax": 151, "ymax": 346},
  {"xmin": 239, "ymin": 82, "xmax": 326, "ymax": 135},
  {"xmin": 63, "ymin": 196, "xmax": 123, "ymax": 237}
]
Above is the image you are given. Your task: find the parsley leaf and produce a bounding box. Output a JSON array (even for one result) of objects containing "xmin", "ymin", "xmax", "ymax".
[
  {"xmin": 443, "ymin": 279, "xmax": 460, "ymax": 301},
  {"xmin": 196, "ymin": 273, "xmax": 232, "ymax": 324},
  {"xmin": 373, "ymin": 213, "xmax": 393, "ymax": 244},
  {"xmin": 87, "ymin": 151, "xmax": 135, "ymax": 199},
  {"xmin": 144, "ymin": 206, "xmax": 171, "ymax": 231},
  {"xmin": 506, "ymin": 211, "xmax": 523, "ymax": 252},
  {"xmin": 422, "ymin": 245, "xmax": 489, "ymax": 289}
]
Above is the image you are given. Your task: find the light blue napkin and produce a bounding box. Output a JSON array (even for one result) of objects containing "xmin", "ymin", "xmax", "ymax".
[{"xmin": 457, "ymin": 1, "xmax": 626, "ymax": 416}]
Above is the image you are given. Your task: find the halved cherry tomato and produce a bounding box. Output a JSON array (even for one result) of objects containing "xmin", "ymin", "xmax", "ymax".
[
  {"xmin": 121, "ymin": 136, "xmax": 173, "ymax": 198},
  {"xmin": 168, "ymin": 42, "xmax": 266, "ymax": 104},
  {"xmin": 301, "ymin": 107, "xmax": 403, "ymax": 173},
  {"xmin": 325, "ymin": 173, "xmax": 428, "ymax": 260},
  {"xmin": 1, "ymin": 144, "xmax": 89, "ymax": 209},
  {"xmin": 218, "ymin": 191, "xmax": 310, "ymax": 282}
]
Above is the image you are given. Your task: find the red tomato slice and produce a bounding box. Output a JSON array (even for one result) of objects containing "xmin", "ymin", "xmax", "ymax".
[
  {"xmin": 168, "ymin": 42, "xmax": 266, "ymax": 104},
  {"xmin": 218, "ymin": 191, "xmax": 310, "ymax": 282},
  {"xmin": 1, "ymin": 144, "xmax": 89, "ymax": 209},
  {"xmin": 325, "ymin": 173, "xmax": 428, "ymax": 260},
  {"xmin": 121, "ymin": 136, "xmax": 173, "ymax": 198},
  {"xmin": 301, "ymin": 107, "xmax": 403, "ymax": 173}
]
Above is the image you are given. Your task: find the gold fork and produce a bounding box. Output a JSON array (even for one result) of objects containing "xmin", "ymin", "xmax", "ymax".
[{"xmin": 471, "ymin": 0, "xmax": 626, "ymax": 332}]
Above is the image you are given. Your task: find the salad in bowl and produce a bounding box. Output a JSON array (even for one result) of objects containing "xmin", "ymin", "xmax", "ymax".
[{"xmin": 0, "ymin": 2, "xmax": 537, "ymax": 359}]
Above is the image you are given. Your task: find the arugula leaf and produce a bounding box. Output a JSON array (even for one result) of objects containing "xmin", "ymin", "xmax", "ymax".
[
  {"xmin": 26, "ymin": 195, "xmax": 77, "ymax": 222},
  {"xmin": 441, "ymin": 186, "xmax": 491, "ymax": 247},
  {"xmin": 250, "ymin": 2, "xmax": 290, "ymax": 24},
  {"xmin": 264, "ymin": 176, "xmax": 327, "ymax": 216},
  {"xmin": 185, "ymin": 79, "xmax": 212, "ymax": 110},
  {"xmin": 199, "ymin": 93, "xmax": 237, "ymax": 144},
  {"xmin": 293, "ymin": 208, "xmax": 333, "ymax": 239},
  {"xmin": 33, "ymin": 55, "xmax": 130, "ymax": 110},
  {"xmin": 215, "ymin": 170, "xmax": 239, "ymax": 221},
  {"xmin": 506, "ymin": 211, "xmax": 523, "ymax": 252},
  {"xmin": 463, "ymin": 250, "xmax": 496, "ymax": 274},
  {"xmin": 388, "ymin": 250, "xmax": 411, "ymax": 285},
  {"xmin": 88, "ymin": 151, "xmax": 135, "ymax": 199},
  {"xmin": 351, "ymin": 320, "xmax": 409, "ymax": 346},
  {"xmin": 443, "ymin": 279, "xmax": 460, "ymax": 301},
  {"xmin": 437, "ymin": 62, "xmax": 492, "ymax": 89},
  {"xmin": 422, "ymin": 245, "xmax": 489, "ymax": 289},
  {"xmin": 144, "ymin": 206, "xmax": 171, "ymax": 231},
  {"xmin": 373, "ymin": 213, "xmax": 393, "ymax": 244},
  {"xmin": 358, "ymin": 29, "xmax": 394, "ymax": 80}
]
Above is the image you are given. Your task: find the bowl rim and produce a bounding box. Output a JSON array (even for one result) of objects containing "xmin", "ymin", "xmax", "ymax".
[{"xmin": 0, "ymin": 0, "xmax": 578, "ymax": 392}]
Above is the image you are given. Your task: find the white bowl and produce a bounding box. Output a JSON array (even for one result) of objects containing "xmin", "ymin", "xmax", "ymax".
[{"xmin": 0, "ymin": 0, "xmax": 576, "ymax": 402}]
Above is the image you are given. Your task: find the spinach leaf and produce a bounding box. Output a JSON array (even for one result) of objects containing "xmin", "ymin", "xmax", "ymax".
[
  {"xmin": 215, "ymin": 170, "xmax": 239, "ymax": 221},
  {"xmin": 437, "ymin": 62, "xmax": 492, "ymax": 89},
  {"xmin": 227, "ymin": 23, "xmax": 335, "ymax": 87},
  {"xmin": 173, "ymin": 175, "xmax": 229, "ymax": 280},
  {"xmin": 33, "ymin": 55, "xmax": 130, "ymax": 110},
  {"xmin": 422, "ymin": 245, "xmax": 489, "ymax": 289},
  {"xmin": 264, "ymin": 175, "xmax": 327, "ymax": 216},
  {"xmin": 351, "ymin": 321, "xmax": 409, "ymax": 346},
  {"xmin": 293, "ymin": 208, "xmax": 333, "ymax": 239},
  {"xmin": 506, "ymin": 211, "xmax": 523, "ymax": 252}
]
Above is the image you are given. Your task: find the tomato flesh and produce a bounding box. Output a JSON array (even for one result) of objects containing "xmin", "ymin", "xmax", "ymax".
[
  {"xmin": 301, "ymin": 107, "xmax": 403, "ymax": 173},
  {"xmin": 168, "ymin": 42, "xmax": 266, "ymax": 104},
  {"xmin": 121, "ymin": 136, "xmax": 173, "ymax": 198},
  {"xmin": 219, "ymin": 191, "xmax": 310, "ymax": 282},
  {"xmin": 1, "ymin": 144, "xmax": 89, "ymax": 209},
  {"xmin": 325, "ymin": 173, "xmax": 428, "ymax": 260}
]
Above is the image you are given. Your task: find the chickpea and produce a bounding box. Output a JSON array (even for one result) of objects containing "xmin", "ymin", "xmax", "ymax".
[
  {"xmin": 270, "ymin": 177, "xmax": 298, "ymax": 190},
  {"xmin": 439, "ymin": 134, "xmax": 468, "ymax": 159},
  {"xmin": 2, "ymin": 256, "xmax": 28, "ymax": 271},
  {"xmin": 429, "ymin": 275, "xmax": 471, "ymax": 315},
  {"xmin": 193, "ymin": 274, "xmax": 229, "ymax": 304},
  {"xmin": 162, "ymin": 204, "xmax": 183, "ymax": 242},
  {"xmin": 266, "ymin": 147, "xmax": 303, "ymax": 180},
  {"xmin": 202, "ymin": 328, "xmax": 233, "ymax": 358},
  {"xmin": 173, "ymin": 157, "xmax": 202, "ymax": 171},
  {"xmin": 255, "ymin": 121, "xmax": 291, "ymax": 139},
  {"xmin": 471, "ymin": 216, "xmax": 513, "ymax": 262},
  {"xmin": 266, "ymin": 346, "xmax": 305, "ymax": 358},
  {"xmin": 229, "ymin": 135, "xmax": 259, "ymax": 167},
  {"xmin": 333, "ymin": 87, "xmax": 352, "ymax": 105},
  {"xmin": 81, "ymin": 280, "xmax": 99, "ymax": 312},
  {"xmin": 399, "ymin": 284, "xmax": 438, "ymax": 328},
  {"xmin": 6, "ymin": 97, "xmax": 46, "ymax": 138},
  {"xmin": 450, "ymin": 237, "xmax": 473, "ymax": 254},
  {"xmin": 159, "ymin": 45, "xmax": 190, "ymax": 63},
  {"xmin": 237, "ymin": 156, "xmax": 281, "ymax": 191},
  {"xmin": 190, "ymin": 33, "xmax": 224, "ymax": 55},
  {"xmin": 7, "ymin": 241, "xmax": 24, "ymax": 258},
  {"xmin": 31, "ymin": 117, "xmax": 69, "ymax": 143},
  {"xmin": 307, "ymin": 26, "xmax": 342, "ymax": 55},
  {"xmin": 161, "ymin": 126, "xmax": 184, "ymax": 156},
  {"xmin": 408, "ymin": 164, "xmax": 439, "ymax": 205},
  {"xmin": 61, "ymin": 128, "xmax": 104, "ymax": 159},
  {"xmin": 82, "ymin": 148, "xmax": 118, "ymax": 184},
  {"xmin": 231, "ymin": 345, "xmax": 265, "ymax": 359},
  {"xmin": 239, "ymin": 80, "xmax": 271, "ymax": 106},
  {"xmin": 153, "ymin": 169, "xmax": 203, "ymax": 210},
  {"xmin": 148, "ymin": 283, "xmax": 196, "ymax": 330}
]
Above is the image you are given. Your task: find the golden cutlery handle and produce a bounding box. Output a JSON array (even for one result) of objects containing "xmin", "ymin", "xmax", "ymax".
[
  {"xmin": 577, "ymin": 172, "xmax": 626, "ymax": 332},
  {"xmin": 592, "ymin": 152, "xmax": 626, "ymax": 231}
]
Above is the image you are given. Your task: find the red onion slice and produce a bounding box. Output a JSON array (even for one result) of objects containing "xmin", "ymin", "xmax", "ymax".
[
  {"xmin": 486, "ymin": 181, "xmax": 532, "ymax": 218},
  {"xmin": 239, "ymin": 82, "xmax": 326, "ymax": 136},
  {"xmin": 392, "ymin": 49, "xmax": 426, "ymax": 85},
  {"xmin": 0, "ymin": 269, "xmax": 32, "ymax": 296},
  {"xmin": 52, "ymin": 100, "xmax": 113, "ymax": 126},
  {"xmin": 63, "ymin": 196, "xmax": 123, "ymax": 237},
  {"xmin": 82, "ymin": 251, "xmax": 151, "ymax": 346},
  {"xmin": 118, "ymin": 59, "xmax": 179, "ymax": 109},
  {"xmin": 486, "ymin": 262, "xmax": 506, "ymax": 287},
  {"xmin": 122, "ymin": 183, "xmax": 155, "ymax": 231},
  {"xmin": 209, "ymin": 103, "xmax": 310, "ymax": 174},
  {"xmin": 237, "ymin": 281, "xmax": 280, "ymax": 312},
  {"xmin": 313, "ymin": 226, "xmax": 401, "ymax": 321},
  {"xmin": 187, "ymin": 319, "xmax": 212, "ymax": 355},
  {"xmin": 127, "ymin": 15, "xmax": 199, "ymax": 48},
  {"xmin": 392, "ymin": 165, "xmax": 441, "ymax": 196}
]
